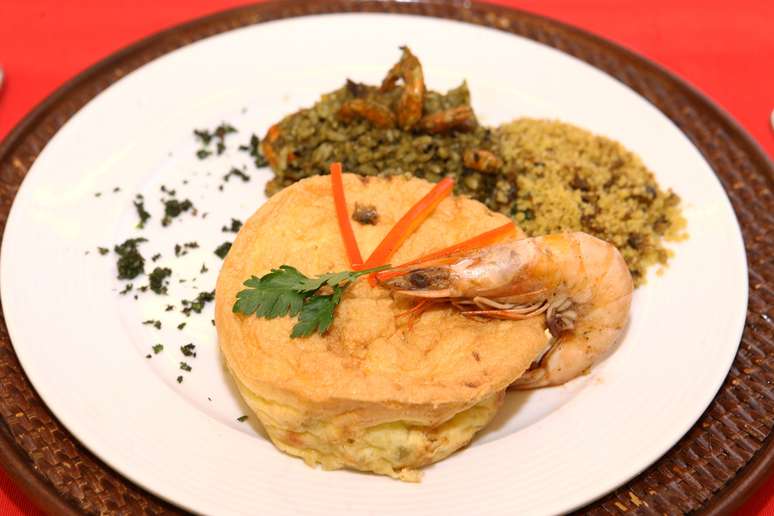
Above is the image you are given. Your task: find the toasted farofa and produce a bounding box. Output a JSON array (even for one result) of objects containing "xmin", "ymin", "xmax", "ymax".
[{"xmin": 496, "ymin": 119, "xmax": 686, "ymax": 285}]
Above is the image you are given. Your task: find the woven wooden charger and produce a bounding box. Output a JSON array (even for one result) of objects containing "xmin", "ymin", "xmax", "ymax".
[{"xmin": 0, "ymin": 1, "xmax": 772, "ymax": 514}]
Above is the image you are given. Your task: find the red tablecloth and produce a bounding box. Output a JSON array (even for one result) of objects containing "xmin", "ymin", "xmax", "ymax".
[{"xmin": 0, "ymin": 1, "xmax": 772, "ymax": 514}]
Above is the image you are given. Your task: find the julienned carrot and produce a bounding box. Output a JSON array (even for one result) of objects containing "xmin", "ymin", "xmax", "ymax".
[
  {"xmin": 374, "ymin": 222, "xmax": 518, "ymax": 283},
  {"xmin": 330, "ymin": 162, "xmax": 364, "ymax": 269},
  {"xmin": 362, "ymin": 177, "xmax": 455, "ymax": 283}
]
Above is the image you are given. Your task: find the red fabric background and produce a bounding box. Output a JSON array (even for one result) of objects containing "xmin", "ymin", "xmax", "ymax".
[{"xmin": 0, "ymin": 1, "xmax": 771, "ymax": 514}]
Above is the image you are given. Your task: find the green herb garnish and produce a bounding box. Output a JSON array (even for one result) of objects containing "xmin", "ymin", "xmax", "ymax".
[
  {"xmin": 133, "ymin": 195, "xmax": 151, "ymax": 229},
  {"xmin": 193, "ymin": 129, "xmax": 212, "ymax": 146},
  {"xmin": 239, "ymin": 133, "xmax": 268, "ymax": 167},
  {"xmin": 221, "ymin": 218, "xmax": 242, "ymax": 233},
  {"xmin": 161, "ymin": 198, "xmax": 194, "ymax": 226},
  {"xmin": 237, "ymin": 415, "xmax": 248, "ymax": 423},
  {"xmin": 180, "ymin": 361, "xmax": 192, "ymax": 372},
  {"xmin": 97, "ymin": 247, "xmax": 110, "ymax": 255},
  {"xmin": 223, "ymin": 168, "xmax": 250, "ymax": 183},
  {"xmin": 148, "ymin": 267, "xmax": 172, "ymax": 295},
  {"xmin": 177, "ymin": 375, "xmax": 183, "ymax": 383},
  {"xmin": 174, "ymin": 241, "xmax": 199, "ymax": 257},
  {"xmin": 181, "ymin": 290, "xmax": 215, "ymax": 316},
  {"xmin": 180, "ymin": 343, "xmax": 196, "ymax": 357},
  {"xmin": 233, "ymin": 265, "xmax": 389, "ymax": 338},
  {"xmin": 152, "ymin": 343, "xmax": 164, "ymax": 354},
  {"xmin": 194, "ymin": 123, "xmax": 237, "ymax": 158},
  {"xmin": 214, "ymin": 242, "xmax": 232, "ymax": 259},
  {"xmin": 143, "ymin": 319, "xmax": 162, "ymax": 330},
  {"xmin": 114, "ymin": 238, "xmax": 147, "ymax": 279},
  {"xmin": 214, "ymin": 123, "xmax": 237, "ymax": 155}
]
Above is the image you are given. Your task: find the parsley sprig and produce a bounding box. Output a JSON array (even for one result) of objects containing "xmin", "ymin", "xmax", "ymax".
[{"xmin": 233, "ymin": 265, "xmax": 389, "ymax": 338}]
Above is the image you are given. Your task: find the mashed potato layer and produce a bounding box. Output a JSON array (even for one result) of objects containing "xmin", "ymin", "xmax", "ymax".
[{"xmin": 216, "ymin": 175, "xmax": 548, "ymax": 480}]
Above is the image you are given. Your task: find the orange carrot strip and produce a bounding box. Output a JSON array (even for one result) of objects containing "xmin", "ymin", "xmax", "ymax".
[
  {"xmin": 330, "ymin": 162, "xmax": 363, "ymax": 268},
  {"xmin": 375, "ymin": 222, "xmax": 518, "ymax": 283},
  {"xmin": 363, "ymin": 177, "xmax": 455, "ymax": 284}
]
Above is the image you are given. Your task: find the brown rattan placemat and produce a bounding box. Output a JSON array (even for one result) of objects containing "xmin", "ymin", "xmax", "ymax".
[{"xmin": 0, "ymin": 1, "xmax": 772, "ymax": 514}]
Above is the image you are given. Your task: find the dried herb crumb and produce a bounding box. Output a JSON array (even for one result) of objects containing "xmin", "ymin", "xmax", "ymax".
[
  {"xmin": 180, "ymin": 343, "xmax": 196, "ymax": 357},
  {"xmin": 223, "ymin": 168, "xmax": 250, "ymax": 183},
  {"xmin": 165, "ymin": 304, "xmax": 175, "ymax": 311},
  {"xmin": 114, "ymin": 238, "xmax": 147, "ymax": 279},
  {"xmin": 94, "ymin": 192, "xmax": 102, "ymax": 197},
  {"xmin": 133, "ymin": 195, "xmax": 151, "ymax": 229},
  {"xmin": 143, "ymin": 319, "xmax": 162, "ymax": 330},
  {"xmin": 177, "ymin": 375, "xmax": 183, "ymax": 383},
  {"xmin": 239, "ymin": 133, "xmax": 268, "ymax": 167},
  {"xmin": 161, "ymin": 198, "xmax": 194, "ymax": 226},
  {"xmin": 200, "ymin": 263, "xmax": 209, "ymax": 274},
  {"xmin": 151, "ymin": 253, "xmax": 161, "ymax": 262},
  {"xmin": 145, "ymin": 354, "xmax": 151, "ymax": 359},
  {"xmin": 160, "ymin": 185, "xmax": 176, "ymax": 196},
  {"xmin": 148, "ymin": 267, "xmax": 172, "ymax": 295},
  {"xmin": 181, "ymin": 290, "xmax": 215, "ymax": 316},
  {"xmin": 119, "ymin": 283, "xmax": 133, "ymax": 295},
  {"xmin": 177, "ymin": 322, "xmax": 186, "ymax": 330},
  {"xmin": 214, "ymin": 123, "xmax": 237, "ymax": 152},
  {"xmin": 139, "ymin": 285, "xmax": 149, "ymax": 292},
  {"xmin": 221, "ymin": 218, "xmax": 242, "ymax": 233},
  {"xmin": 214, "ymin": 242, "xmax": 231, "ymax": 259},
  {"xmin": 152, "ymin": 343, "xmax": 164, "ymax": 354},
  {"xmin": 97, "ymin": 247, "xmax": 110, "ymax": 255},
  {"xmin": 174, "ymin": 241, "xmax": 199, "ymax": 257},
  {"xmin": 113, "ymin": 186, "xmax": 121, "ymax": 193},
  {"xmin": 194, "ymin": 123, "xmax": 237, "ymax": 158},
  {"xmin": 193, "ymin": 129, "xmax": 212, "ymax": 145},
  {"xmin": 237, "ymin": 415, "xmax": 248, "ymax": 423},
  {"xmin": 180, "ymin": 361, "xmax": 192, "ymax": 372}
]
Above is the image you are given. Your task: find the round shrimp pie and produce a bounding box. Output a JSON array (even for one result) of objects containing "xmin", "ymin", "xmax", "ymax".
[{"xmin": 215, "ymin": 174, "xmax": 547, "ymax": 481}]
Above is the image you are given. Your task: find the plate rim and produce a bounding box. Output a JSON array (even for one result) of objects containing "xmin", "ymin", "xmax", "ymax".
[{"xmin": 0, "ymin": 1, "xmax": 771, "ymax": 514}]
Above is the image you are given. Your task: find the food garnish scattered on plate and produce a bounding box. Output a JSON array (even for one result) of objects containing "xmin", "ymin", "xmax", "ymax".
[
  {"xmin": 261, "ymin": 47, "xmax": 686, "ymax": 285},
  {"xmin": 95, "ymin": 46, "xmax": 686, "ymax": 481}
]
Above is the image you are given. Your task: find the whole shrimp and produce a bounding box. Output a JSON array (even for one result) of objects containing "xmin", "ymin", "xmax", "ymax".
[
  {"xmin": 382, "ymin": 232, "xmax": 633, "ymax": 388},
  {"xmin": 417, "ymin": 106, "xmax": 477, "ymax": 134},
  {"xmin": 380, "ymin": 46, "xmax": 425, "ymax": 130},
  {"xmin": 337, "ymin": 99, "xmax": 396, "ymax": 129}
]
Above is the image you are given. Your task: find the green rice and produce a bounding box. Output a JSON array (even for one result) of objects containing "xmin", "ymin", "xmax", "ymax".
[{"xmin": 263, "ymin": 84, "xmax": 685, "ymax": 285}]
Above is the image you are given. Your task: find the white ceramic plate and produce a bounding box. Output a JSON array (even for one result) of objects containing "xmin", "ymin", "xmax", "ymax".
[{"xmin": 0, "ymin": 13, "xmax": 747, "ymax": 516}]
